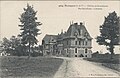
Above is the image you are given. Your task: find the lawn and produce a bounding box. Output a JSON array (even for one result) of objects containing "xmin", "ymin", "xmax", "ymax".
[
  {"xmin": 0, "ymin": 56, "xmax": 63, "ymax": 78},
  {"xmin": 83, "ymin": 55, "xmax": 120, "ymax": 72}
]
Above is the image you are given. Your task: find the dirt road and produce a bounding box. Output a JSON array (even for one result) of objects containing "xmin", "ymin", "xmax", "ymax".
[{"xmin": 54, "ymin": 57, "xmax": 120, "ymax": 78}]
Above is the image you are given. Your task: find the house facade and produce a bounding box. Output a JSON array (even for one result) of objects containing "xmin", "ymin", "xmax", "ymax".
[
  {"xmin": 42, "ymin": 22, "xmax": 92, "ymax": 58},
  {"xmin": 42, "ymin": 35, "xmax": 57, "ymax": 56}
]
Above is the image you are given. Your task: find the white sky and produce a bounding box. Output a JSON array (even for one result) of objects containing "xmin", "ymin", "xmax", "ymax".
[{"xmin": 0, "ymin": 1, "xmax": 120, "ymax": 54}]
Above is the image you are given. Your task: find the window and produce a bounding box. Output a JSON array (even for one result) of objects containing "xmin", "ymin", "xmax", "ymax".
[
  {"xmin": 75, "ymin": 48, "xmax": 77, "ymax": 53},
  {"xmin": 75, "ymin": 41, "xmax": 77, "ymax": 45},
  {"xmin": 80, "ymin": 30, "xmax": 83, "ymax": 35},
  {"xmin": 79, "ymin": 41, "xmax": 81, "ymax": 45},
  {"xmin": 85, "ymin": 41, "xmax": 87, "ymax": 45},
  {"xmin": 85, "ymin": 48, "xmax": 87, "ymax": 53}
]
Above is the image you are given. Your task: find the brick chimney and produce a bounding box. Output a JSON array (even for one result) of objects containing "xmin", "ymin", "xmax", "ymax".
[
  {"xmin": 74, "ymin": 22, "xmax": 78, "ymax": 25},
  {"xmin": 80, "ymin": 22, "xmax": 83, "ymax": 25}
]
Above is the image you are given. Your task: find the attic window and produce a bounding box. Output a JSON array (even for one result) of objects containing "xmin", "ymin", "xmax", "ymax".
[
  {"xmin": 75, "ymin": 48, "xmax": 77, "ymax": 53},
  {"xmin": 80, "ymin": 30, "xmax": 83, "ymax": 35}
]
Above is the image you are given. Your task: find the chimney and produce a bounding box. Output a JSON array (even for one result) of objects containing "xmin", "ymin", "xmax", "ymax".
[
  {"xmin": 74, "ymin": 22, "xmax": 78, "ymax": 25},
  {"xmin": 80, "ymin": 22, "xmax": 83, "ymax": 25}
]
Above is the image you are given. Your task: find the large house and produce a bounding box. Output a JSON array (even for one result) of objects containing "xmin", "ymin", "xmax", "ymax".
[
  {"xmin": 42, "ymin": 34, "xmax": 57, "ymax": 56},
  {"xmin": 42, "ymin": 22, "xmax": 92, "ymax": 58}
]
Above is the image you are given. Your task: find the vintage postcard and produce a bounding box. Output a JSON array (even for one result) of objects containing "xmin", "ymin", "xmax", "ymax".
[{"xmin": 0, "ymin": 0, "xmax": 120, "ymax": 78}]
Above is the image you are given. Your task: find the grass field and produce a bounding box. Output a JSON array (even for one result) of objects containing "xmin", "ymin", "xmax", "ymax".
[
  {"xmin": 83, "ymin": 56, "xmax": 120, "ymax": 72},
  {"xmin": 0, "ymin": 56, "xmax": 63, "ymax": 78}
]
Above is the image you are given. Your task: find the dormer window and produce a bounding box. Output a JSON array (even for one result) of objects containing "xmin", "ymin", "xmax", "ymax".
[
  {"xmin": 75, "ymin": 32, "xmax": 78, "ymax": 36},
  {"xmin": 74, "ymin": 31, "xmax": 78, "ymax": 37},
  {"xmin": 80, "ymin": 30, "xmax": 83, "ymax": 36}
]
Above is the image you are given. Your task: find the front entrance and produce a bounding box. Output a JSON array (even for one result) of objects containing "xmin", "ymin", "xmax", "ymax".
[
  {"xmin": 75, "ymin": 55, "xmax": 77, "ymax": 57},
  {"xmin": 79, "ymin": 54, "xmax": 84, "ymax": 57}
]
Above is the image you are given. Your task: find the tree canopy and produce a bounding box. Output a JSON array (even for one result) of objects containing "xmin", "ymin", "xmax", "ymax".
[
  {"xmin": 96, "ymin": 11, "xmax": 120, "ymax": 56},
  {"xmin": 19, "ymin": 4, "xmax": 42, "ymax": 57}
]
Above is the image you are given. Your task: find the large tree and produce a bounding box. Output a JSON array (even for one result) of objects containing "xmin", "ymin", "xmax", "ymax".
[
  {"xmin": 96, "ymin": 11, "xmax": 120, "ymax": 58},
  {"xmin": 19, "ymin": 4, "xmax": 42, "ymax": 58}
]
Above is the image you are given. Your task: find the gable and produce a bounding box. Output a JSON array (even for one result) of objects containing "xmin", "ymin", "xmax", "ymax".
[
  {"xmin": 66, "ymin": 23, "xmax": 92, "ymax": 39},
  {"xmin": 42, "ymin": 34, "xmax": 57, "ymax": 44}
]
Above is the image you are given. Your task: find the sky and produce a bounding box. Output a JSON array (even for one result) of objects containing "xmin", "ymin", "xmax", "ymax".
[{"xmin": 0, "ymin": 1, "xmax": 120, "ymax": 54}]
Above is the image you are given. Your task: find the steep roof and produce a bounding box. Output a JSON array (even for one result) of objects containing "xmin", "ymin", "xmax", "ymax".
[
  {"xmin": 65, "ymin": 22, "xmax": 92, "ymax": 39},
  {"xmin": 42, "ymin": 22, "xmax": 92, "ymax": 44},
  {"xmin": 42, "ymin": 34, "xmax": 57, "ymax": 44}
]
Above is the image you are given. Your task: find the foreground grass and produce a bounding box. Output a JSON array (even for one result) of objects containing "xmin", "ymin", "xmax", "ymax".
[
  {"xmin": 0, "ymin": 56, "xmax": 63, "ymax": 78},
  {"xmin": 84, "ymin": 58, "xmax": 120, "ymax": 64},
  {"xmin": 84, "ymin": 57, "xmax": 120, "ymax": 71}
]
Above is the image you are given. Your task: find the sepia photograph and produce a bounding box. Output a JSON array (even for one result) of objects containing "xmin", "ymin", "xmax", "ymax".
[{"xmin": 0, "ymin": 0, "xmax": 120, "ymax": 78}]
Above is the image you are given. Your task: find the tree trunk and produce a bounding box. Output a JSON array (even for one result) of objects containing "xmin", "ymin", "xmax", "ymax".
[
  {"xmin": 27, "ymin": 41, "xmax": 31, "ymax": 59},
  {"xmin": 109, "ymin": 43, "xmax": 114, "ymax": 59}
]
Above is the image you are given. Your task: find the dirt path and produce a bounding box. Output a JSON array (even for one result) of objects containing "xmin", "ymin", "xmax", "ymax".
[{"xmin": 54, "ymin": 57, "xmax": 120, "ymax": 78}]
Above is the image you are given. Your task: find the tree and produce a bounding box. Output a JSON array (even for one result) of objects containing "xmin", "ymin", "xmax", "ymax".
[
  {"xmin": 96, "ymin": 11, "xmax": 120, "ymax": 58},
  {"xmin": 1, "ymin": 37, "xmax": 11, "ymax": 55},
  {"xmin": 19, "ymin": 4, "xmax": 42, "ymax": 58},
  {"xmin": 9, "ymin": 36, "xmax": 26, "ymax": 56},
  {"xmin": 1, "ymin": 36, "xmax": 22, "ymax": 56},
  {"xmin": 9, "ymin": 36, "xmax": 20, "ymax": 55}
]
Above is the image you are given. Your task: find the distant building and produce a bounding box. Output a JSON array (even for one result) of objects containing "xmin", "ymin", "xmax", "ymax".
[
  {"xmin": 42, "ymin": 22, "xmax": 92, "ymax": 58},
  {"xmin": 42, "ymin": 35, "xmax": 57, "ymax": 56}
]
